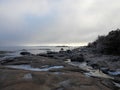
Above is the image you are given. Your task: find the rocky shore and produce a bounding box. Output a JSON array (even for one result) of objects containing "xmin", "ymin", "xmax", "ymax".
[{"xmin": 0, "ymin": 47, "xmax": 120, "ymax": 90}]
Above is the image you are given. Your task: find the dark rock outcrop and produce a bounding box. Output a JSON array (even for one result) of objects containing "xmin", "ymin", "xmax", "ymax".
[
  {"xmin": 20, "ymin": 52, "xmax": 31, "ymax": 55},
  {"xmin": 91, "ymin": 63, "xmax": 100, "ymax": 69},
  {"xmin": 70, "ymin": 54, "xmax": 84, "ymax": 62}
]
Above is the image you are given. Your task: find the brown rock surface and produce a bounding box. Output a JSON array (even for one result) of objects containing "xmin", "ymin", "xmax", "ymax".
[{"xmin": 0, "ymin": 56, "xmax": 114, "ymax": 90}]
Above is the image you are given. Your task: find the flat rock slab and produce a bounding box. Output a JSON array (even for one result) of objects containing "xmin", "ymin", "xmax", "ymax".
[
  {"xmin": 0, "ymin": 55, "xmax": 115, "ymax": 90},
  {"xmin": 23, "ymin": 73, "xmax": 32, "ymax": 80}
]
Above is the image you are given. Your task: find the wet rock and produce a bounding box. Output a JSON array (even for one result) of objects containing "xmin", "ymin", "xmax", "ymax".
[
  {"xmin": 38, "ymin": 53, "xmax": 57, "ymax": 58},
  {"xmin": 70, "ymin": 54, "xmax": 84, "ymax": 62},
  {"xmin": 113, "ymin": 82, "xmax": 120, "ymax": 89},
  {"xmin": 57, "ymin": 88, "xmax": 64, "ymax": 90},
  {"xmin": 101, "ymin": 79, "xmax": 118, "ymax": 90},
  {"xmin": 59, "ymin": 48, "xmax": 64, "ymax": 53},
  {"xmin": 101, "ymin": 68, "xmax": 120, "ymax": 76},
  {"xmin": 37, "ymin": 53, "xmax": 48, "ymax": 57},
  {"xmin": 47, "ymin": 51, "xmax": 58, "ymax": 54},
  {"xmin": 101, "ymin": 68, "xmax": 109, "ymax": 74},
  {"xmin": 0, "ymin": 58, "xmax": 15, "ymax": 65},
  {"xmin": 38, "ymin": 51, "xmax": 68, "ymax": 60},
  {"xmin": 91, "ymin": 63, "xmax": 100, "ymax": 69},
  {"xmin": 20, "ymin": 52, "xmax": 31, "ymax": 55},
  {"xmin": 113, "ymin": 77, "xmax": 120, "ymax": 89},
  {"xmin": 114, "ymin": 77, "xmax": 120, "ymax": 82},
  {"xmin": 97, "ymin": 61, "xmax": 107, "ymax": 67},
  {"xmin": 108, "ymin": 70, "xmax": 120, "ymax": 76},
  {"xmin": 66, "ymin": 50, "xmax": 72, "ymax": 54},
  {"xmin": 110, "ymin": 57, "xmax": 120, "ymax": 62},
  {"xmin": 23, "ymin": 73, "xmax": 32, "ymax": 80},
  {"xmin": 59, "ymin": 80, "xmax": 71, "ymax": 88},
  {"xmin": 89, "ymin": 61, "xmax": 107, "ymax": 69}
]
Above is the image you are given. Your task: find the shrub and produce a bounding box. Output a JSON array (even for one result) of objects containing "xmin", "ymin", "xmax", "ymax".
[{"xmin": 88, "ymin": 29, "xmax": 120, "ymax": 55}]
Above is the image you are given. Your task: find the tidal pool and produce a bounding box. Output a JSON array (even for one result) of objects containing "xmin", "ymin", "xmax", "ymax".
[{"xmin": 5, "ymin": 65, "xmax": 64, "ymax": 71}]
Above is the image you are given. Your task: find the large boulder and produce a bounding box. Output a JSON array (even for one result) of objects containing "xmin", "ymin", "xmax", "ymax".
[
  {"xmin": 70, "ymin": 54, "xmax": 84, "ymax": 62},
  {"xmin": 91, "ymin": 63, "xmax": 100, "ymax": 69},
  {"xmin": 20, "ymin": 52, "xmax": 31, "ymax": 55}
]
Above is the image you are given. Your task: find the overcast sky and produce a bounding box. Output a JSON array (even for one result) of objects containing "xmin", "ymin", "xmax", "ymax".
[{"xmin": 0, "ymin": 0, "xmax": 120, "ymax": 46}]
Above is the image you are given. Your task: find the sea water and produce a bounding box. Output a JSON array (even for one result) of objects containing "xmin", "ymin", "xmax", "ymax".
[
  {"xmin": 5, "ymin": 65, "xmax": 64, "ymax": 71},
  {"xmin": 0, "ymin": 46, "xmax": 75, "ymax": 60}
]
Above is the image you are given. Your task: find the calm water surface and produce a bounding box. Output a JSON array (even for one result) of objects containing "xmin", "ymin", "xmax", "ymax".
[{"xmin": 0, "ymin": 46, "xmax": 76, "ymax": 59}]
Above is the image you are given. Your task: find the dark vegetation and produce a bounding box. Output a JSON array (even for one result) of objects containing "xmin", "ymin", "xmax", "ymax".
[{"xmin": 88, "ymin": 29, "xmax": 120, "ymax": 55}]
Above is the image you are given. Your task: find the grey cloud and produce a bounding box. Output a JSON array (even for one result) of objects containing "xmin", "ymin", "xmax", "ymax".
[{"xmin": 0, "ymin": 0, "xmax": 120, "ymax": 46}]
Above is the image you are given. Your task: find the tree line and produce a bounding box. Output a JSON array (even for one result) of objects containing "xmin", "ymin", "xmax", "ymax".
[{"xmin": 88, "ymin": 29, "xmax": 120, "ymax": 55}]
